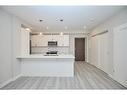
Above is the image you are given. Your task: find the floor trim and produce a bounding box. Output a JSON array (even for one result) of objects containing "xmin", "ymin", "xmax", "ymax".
[
  {"xmin": 89, "ymin": 62, "xmax": 127, "ymax": 88},
  {"xmin": 0, "ymin": 74, "xmax": 21, "ymax": 88}
]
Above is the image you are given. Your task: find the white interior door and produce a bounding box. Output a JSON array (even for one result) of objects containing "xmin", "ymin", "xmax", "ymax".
[{"xmin": 113, "ymin": 23, "xmax": 127, "ymax": 87}]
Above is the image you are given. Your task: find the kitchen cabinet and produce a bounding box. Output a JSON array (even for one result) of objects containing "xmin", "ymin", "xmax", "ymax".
[
  {"xmin": 58, "ymin": 35, "xmax": 69, "ymax": 46},
  {"xmin": 31, "ymin": 35, "xmax": 47, "ymax": 46},
  {"xmin": 53, "ymin": 35, "xmax": 59, "ymax": 41},
  {"xmin": 40, "ymin": 36, "xmax": 48, "ymax": 46},
  {"xmin": 58, "ymin": 35, "xmax": 63, "ymax": 46},
  {"xmin": 31, "ymin": 35, "xmax": 40, "ymax": 46},
  {"xmin": 63, "ymin": 35, "xmax": 69, "ymax": 46},
  {"xmin": 46, "ymin": 35, "xmax": 52, "ymax": 42},
  {"xmin": 46, "ymin": 35, "xmax": 58, "ymax": 41},
  {"xmin": 31, "ymin": 34, "xmax": 69, "ymax": 47}
]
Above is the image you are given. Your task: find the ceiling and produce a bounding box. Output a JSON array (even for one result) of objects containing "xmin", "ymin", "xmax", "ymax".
[{"xmin": 2, "ymin": 6, "xmax": 126, "ymax": 32}]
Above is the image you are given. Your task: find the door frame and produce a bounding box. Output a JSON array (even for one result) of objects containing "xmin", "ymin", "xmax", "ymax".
[{"xmin": 74, "ymin": 37, "xmax": 87, "ymax": 62}]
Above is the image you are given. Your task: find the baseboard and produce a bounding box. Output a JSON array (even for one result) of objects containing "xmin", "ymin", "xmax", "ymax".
[
  {"xmin": 108, "ymin": 74, "xmax": 127, "ymax": 88},
  {"xmin": 0, "ymin": 74, "xmax": 21, "ymax": 88},
  {"xmin": 108, "ymin": 74, "xmax": 114, "ymax": 79},
  {"xmin": 89, "ymin": 63, "xmax": 127, "ymax": 88}
]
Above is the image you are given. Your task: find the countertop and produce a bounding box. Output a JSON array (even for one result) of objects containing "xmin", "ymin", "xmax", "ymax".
[{"xmin": 17, "ymin": 54, "xmax": 75, "ymax": 59}]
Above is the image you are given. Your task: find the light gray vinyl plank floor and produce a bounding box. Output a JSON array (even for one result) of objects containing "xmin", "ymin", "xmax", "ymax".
[{"xmin": 1, "ymin": 62, "xmax": 126, "ymax": 89}]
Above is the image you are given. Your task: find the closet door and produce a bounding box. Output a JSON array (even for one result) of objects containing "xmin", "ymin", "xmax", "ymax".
[
  {"xmin": 91, "ymin": 32, "xmax": 109, "ymax": 74},
  {"xmin": 113, "ymin": 23, "xmax": 127, "ymax": 87},
  {"xmin": 99, "ymin": 33, "xmax": 109, "ymax": 74},
  {"xmin": 91, "ymin": 36, "xmax": 99, "ymax": 66}
]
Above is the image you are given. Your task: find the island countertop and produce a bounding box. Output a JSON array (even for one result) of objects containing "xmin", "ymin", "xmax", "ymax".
[
  {"xmin": 17, "ymin": 54, "xmax": 75, "ymax": 59},
  {"xmin": 17, "ymin": 54, "xmax": 75, "ymax": 77}
]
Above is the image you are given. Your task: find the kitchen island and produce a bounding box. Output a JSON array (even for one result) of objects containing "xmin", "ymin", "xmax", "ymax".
[{"xmin": 17, "ymin": 54, "xmax": 75, "ymax": 77}]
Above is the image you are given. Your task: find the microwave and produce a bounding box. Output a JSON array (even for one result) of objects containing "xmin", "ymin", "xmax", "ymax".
[{"xmin": 48, "ymin": 41, "xmax": 57, "ymax": 46}]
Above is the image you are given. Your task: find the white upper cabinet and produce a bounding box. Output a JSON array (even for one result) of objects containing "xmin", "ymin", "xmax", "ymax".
[
  {"xmin": 31, "ymin": 35, "xmax": 40, "ymax": 46},
  {"xmin": 31, "ymin": 34, "xmax": 69, "ymax": 46},
  {"xmin": 57, "ymin": 35, "xmax": 69, "ymax": 46},
  {"xmin": 63, "ymin": 35, "xmax": 69, "ymax": 46},
  {"xmin": 40, "ymin": 35, "xmax": 48, "ymax": 46},
  {"xmin": 31, "ymin": 35, "xmax": 47, "ymax": 46},
  {"xmin": 58, "ymin": 35, "xmax": 63, "ymax": 46},
  {"xmin": 46, "ymin": 35, "xmax": 52, "ymax": 42},
  {"xmin": 52, "ymin": 35, "xmax": 58, "ymax": 41}
]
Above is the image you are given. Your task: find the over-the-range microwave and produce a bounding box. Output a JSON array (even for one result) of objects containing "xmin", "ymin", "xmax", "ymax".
[{"xmin": 48, "ymin": 41, "xmax": 57, "ymax": 46}]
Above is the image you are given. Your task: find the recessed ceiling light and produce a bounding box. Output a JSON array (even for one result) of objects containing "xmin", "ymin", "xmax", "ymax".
[
  {"xmin": 39, "ymin": 32, "xmax": 42, "ymax": 35},
  {"xmin": 25, "ymin": 28, "xmax": 30, "ymax": 31},
  {"xmin": 60, "ymin": 32, "xmax": 63, "ymax": 36}
]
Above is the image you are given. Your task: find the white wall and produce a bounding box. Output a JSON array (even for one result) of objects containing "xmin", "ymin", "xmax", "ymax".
[
  {"xmin": 0, "ymin": 8, "xmax": 30, "ymax": 87},
  {"xmin": 11, "ymin": 17, "xmax": 22, "ymax": 78},
  {"xmin": 89, "ymin": 8, "xmax": 127, "ymax": 86},
  {"xmin": 0, "ymin": 9, "xmax": 13, "ymax": 87}
]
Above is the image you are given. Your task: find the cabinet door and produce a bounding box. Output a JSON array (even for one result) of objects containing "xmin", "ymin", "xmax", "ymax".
[
  {"xmin": 46, "ymin": 35, "xmax": 52, "ymax": 41},
  {"xmin": 58, "ymin": 35, "xmax": 63, "ymax": 46},
  {"xmin": 63, "ymin": 35, "xmax": 69, "ymax": 46},
  {"xmin": 31, "ymin": 35, "xmax": 38, "ymax": 46},
  {"xmin": 39, "ymin": 35, "xmax": 47, "ymax": 46},
  {"xmin": 43, "ymin": 36, "xmax": 48, "ymax": 46},
  {"xmin": 34, "ymin": 35, "xmax": 45, "ymax": 46},
  {"xmin": 52, "ymin": 35, "xmax": 58, "ymax": 41},
  {"xmin": 38, "ymin": 35, "xmax": 42, "ymax": 46}
]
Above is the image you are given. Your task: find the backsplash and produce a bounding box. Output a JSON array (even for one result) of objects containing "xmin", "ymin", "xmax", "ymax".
[{"xmin": 31, "ymin": 46, "xmax": 69, "ymax": 54}]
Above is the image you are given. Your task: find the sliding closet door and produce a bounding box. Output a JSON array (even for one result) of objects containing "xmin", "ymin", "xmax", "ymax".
[
  {"xmin": 91, "ymin": 32, "xmax": 109, "ymax": 74},
  {"xmin": 91, "ymin": 36, "xmax": 99, "ymax": 66},
  {"xmin": 99, "ymin": 33, "xmax": 109, "ymax": 73},
  {"xmin": 113, "ymin": 24, "xmax": 127, "ymax": 86}
]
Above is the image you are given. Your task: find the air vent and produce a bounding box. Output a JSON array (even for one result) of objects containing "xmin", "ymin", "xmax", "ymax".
[
  {"xmin": 60, "ymin": 19, "xmax": 63, "ymax": 22},
  {"xmin": 39, "ymin": 19, "xmax": 43, "ymax": 22}
]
